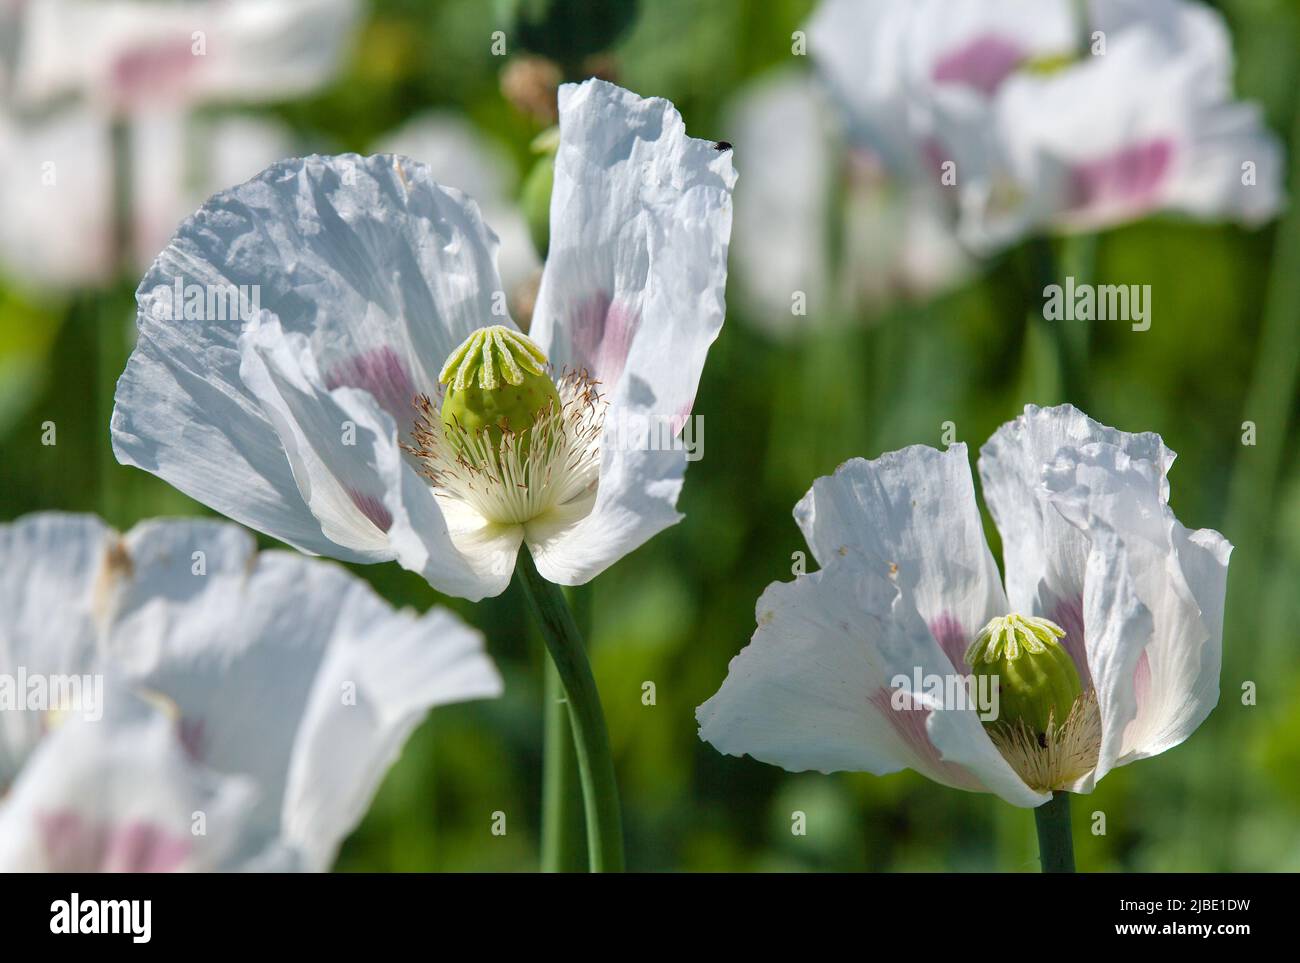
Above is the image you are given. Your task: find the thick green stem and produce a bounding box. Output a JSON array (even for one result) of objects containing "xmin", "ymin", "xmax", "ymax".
[
  {"xmin": 541, "ymin": 657, "xmax": 586, "ymax": 871},
  {"xmin": 515, "ymin": 547, "xmax": 624, "ymax": 872},
  {"xmin": 1033, "ymin": 791, "xmax": 1076, "ymax": 873}
]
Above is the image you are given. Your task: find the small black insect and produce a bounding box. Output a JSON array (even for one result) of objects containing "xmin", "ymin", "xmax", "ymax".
[{"xmin": 713, "ymin": 141, "xmax": 732, "ymax": 152}]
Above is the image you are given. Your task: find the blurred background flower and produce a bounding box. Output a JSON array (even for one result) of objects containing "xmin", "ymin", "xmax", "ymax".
[{"xmin": 1, "ymin": 0, "xmax": 1298, "ymax": 872}]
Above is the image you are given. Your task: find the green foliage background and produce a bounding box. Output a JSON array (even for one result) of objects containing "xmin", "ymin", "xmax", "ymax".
[{"xmin": 2, "ymin": 0, "xmax": 1298, "ymax": 871}]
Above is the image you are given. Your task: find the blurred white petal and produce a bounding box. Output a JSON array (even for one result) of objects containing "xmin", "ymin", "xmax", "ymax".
[
  {"xmin": 9, "ymin": 0, "xmax": 360, "ymax": 111},
  {"xmin": 0, "ymin": 512, "xmax": 502, "ymax": 871}
]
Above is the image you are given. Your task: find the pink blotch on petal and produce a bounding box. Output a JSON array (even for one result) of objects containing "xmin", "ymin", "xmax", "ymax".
[
  {"xmin": 869, "ymin": 688, "xmax": 984, "ymax": 791},
  {"xmin": 110, "ymin": 39, "xmax": 202, "ymax": 108},
  {"xmin": 347, "ymin": 489, "xmax": 393, "ymax": 533},
  {"xmin": 1049, "ymin": 595, "xmax": 1093, "ymax": 690},
  {"xmin": 325, "ymin": 346, "xmax": 417, "ymax": 426},
  {"xmin": 932, "ymin": 34, "xmax": 1026, "ymax": 95},
  {"xmin": 179, "ymin": 717, "xmax": 206, "ymax": 762},
  {"xmin": 1132, "ymin": 648, "xmax": 1152, "ymax": 711},
  {"xmin": 929, "ymin": 613, "xmax": 970, "ymax": 670},
  {"xmin": 1067, "ymin": 139, "xmax": 1174, "ymax": 216},
  {"xmin": 39, "ymin": 811, "xmax": 191, "ymax": 872},
  {"xmin": 569, "ymin": 292, "xmax": 639, "ymax": 389}
]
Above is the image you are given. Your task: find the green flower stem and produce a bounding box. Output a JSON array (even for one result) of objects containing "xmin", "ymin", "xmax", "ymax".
[
  {"xmin": 515, "ymin": 547, "xmax": 624, "ymax": 872},
  {"xmin": 1027, "ymin": 236, "xmax": 1089, "ymax": 410},
  {"xmin": 541, "ymin": 652, "xmax": 586, "ymax": 872},
  {"xmin": 1033, "ymin": 791, "xmax": 1077, "ymax": 873}
]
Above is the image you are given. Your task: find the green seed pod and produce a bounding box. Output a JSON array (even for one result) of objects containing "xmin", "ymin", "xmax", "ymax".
[
  {"xmin": 966, "ymin": 615, "xmax": 1083, "ymax": 736},
  {"xmin": 439, "ymin": 325, "xmax": 560, "ymax": 460}
]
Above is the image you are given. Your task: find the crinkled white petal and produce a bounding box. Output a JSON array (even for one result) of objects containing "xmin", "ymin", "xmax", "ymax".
[
  {"xmin": 521, "ymin": 79, "xmax": 734, "ymax": 583},
  {"xmin": 794, "ymin": 445, "xmax": 1008, "ymax": 668},
  {"xmin": 1043, "ymin": 442, "xmax": 1230, "ymax": 778},
  {"xmin": 113, "ymin": 153, "xmax": 511, "ymax": 579},
  {"xmin": 531, "ymin": 77, "xmax": 735, "ymax": 418},
  {"xmin": 8, "ymin": 0, "xmax": 359, "ymax": 110},
  {"xmin": 978, "ymin": 404, "xmax": 1174, "ymax": 633},
  {"xmin": 132, "ymin": 111, "xmax": 300, "ymax": 275},
  {"xmin": 697, "ymin": 550, "xmax": 1044, "ymax": 807},
  {"xmin": 376, "ymin": 112, "xmax": 541, "ymax": 298}
]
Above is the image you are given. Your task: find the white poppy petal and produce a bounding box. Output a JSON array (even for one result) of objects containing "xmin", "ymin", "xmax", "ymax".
[
  {"xmin": 793, "ymin": 445, "xmax": 1007, "ymax": 669},
  {"xmin": 0, "ymin": 694, "xmax": 260, "ymax": 872},
  {"xmin": 973, "ymin": 14, "xmax": 1281, "ymax": 242},
  {"xmin": 113, "ymin": 152, "xmax": 510, "ymax": 567},
  {"xmin": 376, "ymin": 112, "xmax": 541, "ymax": 298},
  {"xmin": 0, "ymin": 513, "xmax": 115, "ymax": 786},
  {"xmin": 105, "ymin": 516, "xmax": 502, "ymax": 871},
  {"xmin": 1043, "ymin": 441, "xmax": 1230, "ymax": 777},
  {"xmin": 697, "ymin": 552, "xmax": 1044, "ymax": 807},
  {"xmin": 131, "ymin": 111, "xmax": 300, "ymax": 275},
  {"xmin": 241, "ymin": 316, "xmax": 518, "ymax": 599},
  {"xmin": 530, "ymin": 78, "xmax": 735, "ymax": 423},
  {"xmin": 524, "ymin": 446, "xmax": 683, "ymax": 586},
  {"xmin": 808, "ymin": 0, "xmax": 1074, "ymax": 172},
  {"xmin": 978, "ymin": 403, "xmax": 1173, "ymax": 679}
]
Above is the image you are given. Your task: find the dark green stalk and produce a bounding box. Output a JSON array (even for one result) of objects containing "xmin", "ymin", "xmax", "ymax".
[
  {"xmin": 515, "ymin": 547, "xmax": 624, "ymax": 872},
  {"xmin": 1033, "ymin": 791, "xmax": 1077, "ymax": 873}
]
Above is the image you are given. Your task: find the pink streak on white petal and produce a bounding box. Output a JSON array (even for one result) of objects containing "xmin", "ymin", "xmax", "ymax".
[
  {"xmin": 347, "ymin": 489, "xmax": 394, "ymax": 533},
  {"xmin": 928, "ymin": 613, "xmax": 971, "ymax": 671},
  {"xmin": 931, "ymin": 35, "xmax": 1026, "ymax": 95},
  {"xmin": 1133, "ymin": 648, "xmax": 1152, "ymax": 710},
  {"xmin": 179, "ymin": 717, "xmax": 206, "ymax": 762},
  {"xmin": 569, "ymin": 292, "xmax": 639, "ymax": 389},
  {"xmin": 869, "ymin": 688, "xmax": 983, "ymax": 791},
  {"xmin": 38, "ymin": 811, "xmax": 191, "ymax": 872},
  {"xmin": 110, "ymin": 39, "xmax": 201, "ymax": 110},
  {"xmin": 325, "ymin": 346, "xmax": 417, "ymax": 425},
  {"xmin": 1067, "ymin": 139, "xmax": 1174, "ymax": 217},
  {"xmin": 1050, "ymin": 595, "xmax": 1094, "ymax": 690}
]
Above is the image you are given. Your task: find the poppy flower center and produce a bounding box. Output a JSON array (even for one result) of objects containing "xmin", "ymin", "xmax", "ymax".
[
  {"xmin": 404, "ymin": 326, "xmax": 605, "ymax": 526},
  {"xmin": 966, "ymin": 614, "xmax": 1100, "ymax": 791}
]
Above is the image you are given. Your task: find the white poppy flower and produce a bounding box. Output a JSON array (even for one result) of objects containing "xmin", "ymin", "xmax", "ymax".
[
  {"xmin": 806, "ymin": 0, "xmax": 1284, "ymax": 252},
  {"xmin": 4, "ymin": 0, "xmax": 360, "ymax": 112},
  {"xmin": 0, "ymin": 513, "xmax": 502, "ymax": 870},
  {"xmin": 111, "ymin": 79, "xmax": 737, "ymax": 601},
  {"xmin": 698, "ymin": 405, "xmax": 1230, "ymax": 807}
]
